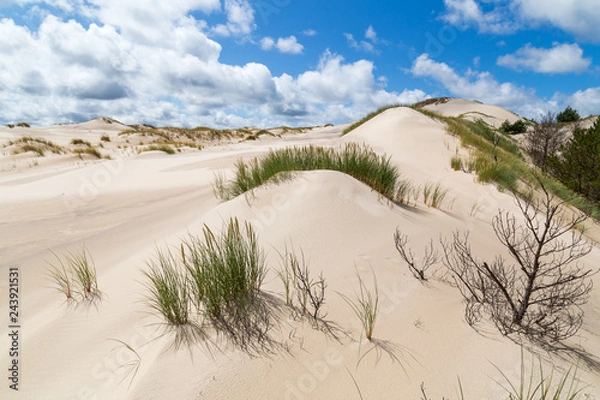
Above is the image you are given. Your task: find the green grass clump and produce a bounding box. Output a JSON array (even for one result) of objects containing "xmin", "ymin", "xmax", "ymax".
[
  {"xmin": 144, "ymin": 218, "xmax": 269, "ymax": 347},
  {"xmin": 100, "ymin": 135, "xmax": 111, "ymax": 142},
  {"xmin": 493, "ymin": 349, "xmax": 589, "ymax": 400},
  {"xmin": 451, "ymin": 155, "xmax": 463, "ymax": 171},
  {"xmin": 339, "ymin": 271, "xmax": 379, "ymax": 341},
  {"xmin": 46, "ymin": 247, "xmax": 101, "ymax": 303},
  {"xmin": 10, "ymin": 136, "xmax": 64, "ymax": 156},
  {"xmin": 144, "ymin": 144, "xmax": 175, "ymax": 155},
  {"xmin": 73, "ymin": 147, "xmax": 102, "ymax": 158},
  {"xmin": 214, "ymin": 143, "xmax": 400, "ymax": 201},
  {"xmin": 342, "ymin": 104, "xmax": 402, "ymax": 135},
  {"xmin": 143, "ymin": 249, "xmax": 190, "ymax": 326},
  {"xmin": 413, "ymin": 107, "xmax": 600, "ymax": 218},
  {"xmin": 71, "ymin": 138, "xmax": 92, "ymax": 146},
  {"xmin": 183, "ymin": 219, "xmax": 266, "ymax": 324}
]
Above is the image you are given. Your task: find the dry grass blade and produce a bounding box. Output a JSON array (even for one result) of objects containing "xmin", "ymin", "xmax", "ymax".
[{"xmin": 338, "ymin": 270, "xmax": 379, "ymax": 341}]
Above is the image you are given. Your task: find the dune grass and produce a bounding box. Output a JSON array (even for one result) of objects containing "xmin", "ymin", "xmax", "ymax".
[
  {"xmin": 415, "ymin": 107, "xmax": 600, "ymax": 218},
  {"xmin": 144, "ymin": 218, "xmax": 269, "ymax": 347},
  {"xmin": 143, "ymin": 248, "xmax": 190, "ymax": 326},
  {"xmin": 47, "ymin": 247, "xmax": 100, "ymax": 303},
  {"xmin": 339, "ymin": 271, "xmax": 379, "ymax": 341},
  {"xmin": 342, "ymin": 104, "xmax": 401, "ymax": 135},
  {"xmin": 183, "ymin": 219, "xmax": 266, "ymax": 323},
  {"xmin": 451, "ymin": 155, "xmax": 463, "ymax": 171},
  {"xmin": 10, "ymin": 136, "xmax": 64, "ymax": 156},
  {"xmin": 143, "ymin": 144, "xmax": 175, "ymax": 155},
  {"xmin": 71, "ymin": 138, "xmax": 92, "ymax": 146},
  {"xmin": 214, "ymin": 143, "xmax": 400, "ymax": 201},
  {"xmin": 73, "ymin": 147, "xmax": 102, "ymax": 159},
  {"xmin": 493, "ymin": 349, "xmax": 589, "ymax": 400}
]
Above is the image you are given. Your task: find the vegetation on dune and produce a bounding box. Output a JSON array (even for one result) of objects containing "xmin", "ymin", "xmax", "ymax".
[
  {"xmin": 8, "ymin": 136, "xmax": 64, "ymax": 156},
  {"xmin": 557, "ymin": 106, "xmax": 581, "ymax": 123},
  {"xmin": 143, "ymin": 144, "xmax": 175, "ymax": 155},
  {"xmin": 547, "ymin": 118, "xmax": 600, "ymax": 204},
  {"xmin": 73, "ymin": 147, "xmax": 103, "ymax": 159},
  {"xmin": 213, "ymin": 143, "xmax": 401, "ymax": 201},
  {"xmin": 500, "ymin": 119, "xmax": 528, "ymax": 135},
  {"xmin": 342, "ymin": 104, "xmax": 402, "ymax": 135},
  {"xmin": 278, "ymin": 246, "xmax": 327, "ymax": 322},
  {"xmin": 144, "ymin": 218, "xmax": 270, "ymax": 349},
  {"xmin": 71, "ymin": 138, "xmax": 92, "ymax": 146},
  {"xmin": 413, "ymin": 106, "xmax": 600, "ymax": 218},
  {"xmin": 338, "ymin": 270, "xmax": 379, "ymax": 341},
  {"xmin": 46, "ymin": 247, "xmax": 101, "ymax": 304},
  {"xmin": 442, "ymin": 183, "xmax": 595, "ymax": 344}
]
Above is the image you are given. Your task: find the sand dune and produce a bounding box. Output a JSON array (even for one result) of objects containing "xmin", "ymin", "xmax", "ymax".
[
  {"xmin": 1, "ymin": 105, "xmax": 599, "ymax": 399},
  {"xmin": 420, "ymin": 98, "xmax": 524, "ymax": 128}
]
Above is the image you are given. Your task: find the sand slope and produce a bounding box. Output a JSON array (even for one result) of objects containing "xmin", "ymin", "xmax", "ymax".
[
  {"xmin": 1, "ymin": 107, "xmax": 599, "ymax": 399},
  {"xmin": 421, "ymin": 98, "xmax": 524, "ymax": 128}
]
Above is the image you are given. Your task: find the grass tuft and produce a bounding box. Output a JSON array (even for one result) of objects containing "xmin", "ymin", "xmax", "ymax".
[
  {"xmin": 214, "ymin": 143, "xmax": 400, "ymax": 202},
  {"xmin": 338, "ymin": 270, "xmax": 379, "ymax": 341},
  {"xmin": 46, "ymin": 247, "xmax": 101, "ymax": 303},
  {"xmin": 73, "ymin": 147, "xmax": 102, "ymax": 158},
  {"xmin": 493, "ymin": 348, "xmax": 589, "ymax": 400},
  {"xmin": 143, "ymin": 248, "xmax": 190, "ymax": 326},
  {"xmin": 451, "ymin": 155, "xmax": 463, "ymax": 171},
  {"xmin": 10, "ymin": 136, "xmax": 64, "ymax": 156},
  {"xmin": 143, "ymin": 144, "xmax": 175, "ymax": 155}
]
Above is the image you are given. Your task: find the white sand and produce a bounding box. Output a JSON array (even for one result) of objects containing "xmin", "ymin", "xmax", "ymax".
[
  {"xmin": 422, "ymin": 98, "xmax": 524, "ymax": 128},
  {"xmin": 1, "ymin": 109, "xmax": 599, "ymax": 399}
]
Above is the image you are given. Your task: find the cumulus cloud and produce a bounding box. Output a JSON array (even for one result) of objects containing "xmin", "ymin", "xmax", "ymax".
[
  {"xmin": 441, "ymin": 0, "xmax": 600, "ymax": 41},
  {"xmin": 344, "ymin": 33, "xmax": 375, "ymax": 53},
  {"xmin": 567, "ymin": 88, "xmax": 600, "ymax": 117},
  {"xmin": 365, "ymin": 25, "xmax": 377, "ymax": 41},
  {"xmin": 261, "ymin": 35, "xmax": 303, "ymax": 54},
  {"xmin": 410, "ymin": 53, "xmax": 549, "ymax": 117},
  {"xmin": 302, "ymin": 29, "xmax": 317, "ymax": 36},
  {"xmin": 515, "ymin": 0, "xmax": 600, "ymax": 42},
  {"xmin": 271, "ymin": 51, "xmax": 426, "ymax": 121},
  {"xmin": 440, "ymin": 0, "xmax": 517, "ymax": 34},
  {"xmin": 0, "ymin": 5, "xmax": 416, "ymax": 128},
  {"xmin": 497, "ymin": 43, "xmax": 591, "ymax": 73},
  {"xmin": 210, "ymin": 0, "xmax": 255, "ymax": 36}
]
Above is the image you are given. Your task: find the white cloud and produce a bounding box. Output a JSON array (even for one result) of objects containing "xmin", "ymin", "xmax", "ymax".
[
  {"xmin": 365, "ymin": 25, "xmax": 377, "ymax": 41},
  {"xmin": 271, "ymin": 51, "xmax": 426, "ymax": 120},
  {"xmin": 514, "ymin": 0, "xmax": 600, "ymax": 42},
  {"xmin": 441, "ymin": 0, "xmax": 600, "ymax": 41},
  {"xmin": 410, "ymin": 53, "xmax": 549, "ymax": 117},
  {"xmin": 275, "ymin": 36, "xmax": 303, "ymax": 54},
  {"xmin": 0, "ymin": 6, "xmax": 416, "ymax": 128},
  {"xmin": 303, "ymin": 29, "xmax": 317, "ymax": 36},
  {"xmin": 567, "ymin": 88, "xmax": 600, "ymax": 117},
  {"xmin": 440, "ymin": 0, "xmax": 517, "ymax": 34},
  {"xmin": 497, "ymin": 43, "xmax": 591, "ymax": 74},
  {"xmin": 344, "ymin": 33, "xmax": 375, "ymax": 53},
  {"xmin": 210, "ymin": 0, "xmax": 255, "ymax": 37},
  {"xmin": 260, "ymin": 37, "xmax": 275, "ymax": 50},
  {"xmin": 260, "ymin": 35, "xmax": 303, "ymax": 54}
]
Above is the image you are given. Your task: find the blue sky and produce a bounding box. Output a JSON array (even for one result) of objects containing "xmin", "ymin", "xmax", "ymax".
[{"xmin": 0, "ymin": 0, "xmax": 599, "ymax": 127}]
